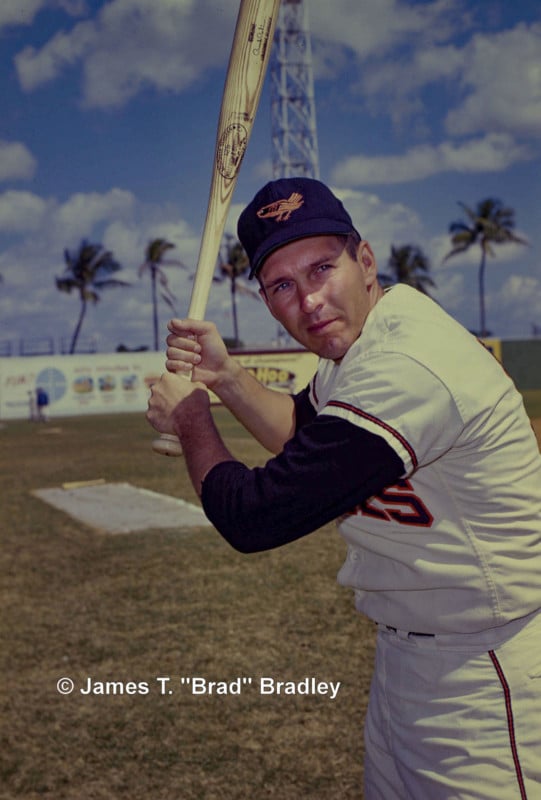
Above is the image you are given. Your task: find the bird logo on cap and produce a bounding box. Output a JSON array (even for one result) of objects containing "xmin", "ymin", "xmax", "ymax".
[{"xmin": 256, "ymin": 192, "xmax": 304, "ymax": 222}]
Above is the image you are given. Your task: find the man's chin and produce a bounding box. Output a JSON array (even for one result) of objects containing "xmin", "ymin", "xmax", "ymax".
[{"xmin": 311, "ymin": 337, "xmax": 350, "ymax": 362}]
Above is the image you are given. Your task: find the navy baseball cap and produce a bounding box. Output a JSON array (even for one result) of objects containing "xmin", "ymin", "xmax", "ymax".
[{"xmin": 238, "ymin": 177, "xmax": 360, "ymax": 279}]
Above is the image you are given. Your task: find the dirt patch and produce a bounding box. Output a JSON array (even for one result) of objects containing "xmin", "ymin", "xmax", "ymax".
[{"xmin": 32, "ymin": 481, "xmax": 210, "ymax": 533}]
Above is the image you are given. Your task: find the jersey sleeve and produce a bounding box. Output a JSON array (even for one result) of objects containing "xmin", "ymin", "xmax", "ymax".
[
  {"xmin": 322, "ymin": 352, "xmax": 463, "ymax": 474},
  {"xmin": 292, "ymin": 385, "xmax": 317, "ymax": 430},
  {"xmin": 201, "ymin": 414, "xmax": 404, "ymax": 553}
]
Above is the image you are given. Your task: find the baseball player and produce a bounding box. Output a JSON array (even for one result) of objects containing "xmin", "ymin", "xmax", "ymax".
[{"xmin": 147, "ymin": 178, "xmax": 541, "ymax": 799}]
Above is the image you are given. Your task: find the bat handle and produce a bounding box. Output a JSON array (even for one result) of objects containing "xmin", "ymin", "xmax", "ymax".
[
  {"xmin": 152, "ymin": 369, "xmax": 193, "ymax": 456},
  {"xmin": 152, "ymin": 432, "xmax": 183, "ymax": 457}
]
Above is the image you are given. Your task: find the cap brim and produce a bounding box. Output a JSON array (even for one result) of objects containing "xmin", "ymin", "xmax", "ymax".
[{"xmin": 249, "ymin": 219, "xmax": 356, "ymax": 278}]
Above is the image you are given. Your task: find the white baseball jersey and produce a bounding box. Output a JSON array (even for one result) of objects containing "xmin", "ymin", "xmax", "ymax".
[{"xmin": 309, "ymin": 284, "xmax": 541, "ymax": 634}]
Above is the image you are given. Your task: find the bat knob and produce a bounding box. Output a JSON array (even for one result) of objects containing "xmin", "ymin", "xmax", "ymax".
[{"xmin": 152, "ymin": 433, "xmax": 184, "ymax": 457}]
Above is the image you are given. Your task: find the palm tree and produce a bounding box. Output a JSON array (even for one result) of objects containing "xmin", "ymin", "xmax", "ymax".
[
  {"xmin": 444, "ymin": 198, "xmax": 527, "ymax": 337},
  {"xmin": 56, "ymin": 240, "xmax": 129, "ymax": 354},
  {"xmin": 138, "ymin": 238, "xmax": 187, "ymax": 350},
  {"xmin": 379, "ymin": 244, "xmax": 436, "ymax": 296},
  {"xmin": 215, "ymin": 234, "xmax": 259, "ymax": 348}
]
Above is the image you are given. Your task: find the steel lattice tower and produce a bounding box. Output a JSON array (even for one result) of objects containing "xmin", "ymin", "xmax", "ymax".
[{"xmin": 270, "ymin": 0, "xmax": 320, "ymax": 179}]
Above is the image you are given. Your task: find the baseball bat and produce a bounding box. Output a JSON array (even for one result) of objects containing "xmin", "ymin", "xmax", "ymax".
[{"xmin": 152, "ymin": 0, "xmax": 281, "ymax": 456}]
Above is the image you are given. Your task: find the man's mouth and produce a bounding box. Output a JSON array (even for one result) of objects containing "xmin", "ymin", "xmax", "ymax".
[{"xmin": 307, "ymin": 318, "xmax": 338, "ymax": 335}]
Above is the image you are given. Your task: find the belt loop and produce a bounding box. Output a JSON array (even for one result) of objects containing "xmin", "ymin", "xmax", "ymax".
[{"xmin": 383, "ymin": 625, "xmax": 434, "ymax": 639}]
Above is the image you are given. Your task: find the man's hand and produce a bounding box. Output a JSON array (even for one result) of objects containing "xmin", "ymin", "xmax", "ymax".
[
  {"xmin": 165, "ymin": 317, "xmax": 296, "ymax": 455},
  {"xmin": 146, "ymin": 372, "xmax": 210, "ymax": 437},
  {"xmin": 165, "ymin": 319, "xmax": 233, "ymax": 391},
  {"xmin": 147, "ymin": 370, "xmax": 235, "ymax": 497}
]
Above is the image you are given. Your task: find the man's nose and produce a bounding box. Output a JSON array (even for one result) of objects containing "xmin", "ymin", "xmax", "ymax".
[{"xmin": 300, "ymin": 288, "xmax": 323, "ymax": 314}]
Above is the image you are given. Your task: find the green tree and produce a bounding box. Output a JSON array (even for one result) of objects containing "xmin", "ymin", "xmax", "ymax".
[
  {"xmin": 444, "ymin": 198, "xmax": 527, "ymax": 337},
  {"xmin": 138, "ymin": 238, "xmax": 187, "ymax": 351},
  {"xmin": 215, "ymin": 234, "xmax": 259, "ymax": 348},
  {"xmin": 379, "ymin": 244, "xmax": 435, "ymax": 296},
  {"xmin": 56, "ymin": 240, "xmax": 128, "ymax": 354}
]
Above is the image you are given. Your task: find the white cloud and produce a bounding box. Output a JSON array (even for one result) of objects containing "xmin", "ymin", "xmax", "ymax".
[
  {"xmin": 431, "ymin": 271, "xmax": 465, "ymax": 313},
  {"xmin": 0, "ymin": 141, "xmax": 37, "ymax": 182},
  {"xmin": 331, "ymin": 133, "xmax": 531, "ymax": 186},
  {"xmin": 308, "ymin": 0, "xmax": 471, "ymax": 130},
  {"xmin": 491, "ymin": 275, "xmax": 541, "ymax": 336},
  {"xmin": 0, "ymin": 191, "xmax": 49, "ymax": 232},
  {"xmin": 331, "ymin": 14, "xmax": 541, "ymax": 140},
  {"xmin": 310, "ymin": 8, "xmax": 541, "ymax": 142},
  {"xmin": 445, "ymin": 23, "xmax": 541, "ymax": 138},
  {"xmin": 15, "ymin": 20, "xmax": 96, "ymax": 91},
  {"xmin": 0, "ymin": 0, "xmax": 44, "ymax": 30},
  {"xmin": 332, "ymin": 186, "xmax": 423, "ymax": 263},
  {"xmin": 15, "ymin": 0, "xmax": 236, "ymax": 108},
  {"xmin": 53, "ymin": 188, "xmax": 136, "ymax": 243},
  {"xmin": 0, "ymin": 0, "xmax": 87, "ymax": 32},
  {"xmin": 359, "ymin": 44, "xmax": 464, "ymax": 126},
  {"xmin": 13, "ymin": 0, "xmax": 467, "ymax": 110},
  {"xmin": 500, "ymin": 275, "xmax": 541, "ymax": 304},
  {"xmin": 309, "ymin": 0, "xmax": 463, "ymax": 65}
]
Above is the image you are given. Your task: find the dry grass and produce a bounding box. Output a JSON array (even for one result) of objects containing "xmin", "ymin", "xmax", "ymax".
[
  {"xmin": 1, "ymin": 410, "xmax": 372, "ymax": 800},
  {"xmin": 2, "ymin": 405, "xmax": 540, "ymax": 800}
]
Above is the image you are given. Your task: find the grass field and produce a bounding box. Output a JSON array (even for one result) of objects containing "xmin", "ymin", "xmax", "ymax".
[{"xmin": 1, "ymin": 403, "xmax": 540, "ymax": 800}]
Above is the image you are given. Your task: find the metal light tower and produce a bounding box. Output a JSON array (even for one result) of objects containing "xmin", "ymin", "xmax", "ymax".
[{"xmin": 270, "ymin": 0, "xmax": 320, "ymax": 179}]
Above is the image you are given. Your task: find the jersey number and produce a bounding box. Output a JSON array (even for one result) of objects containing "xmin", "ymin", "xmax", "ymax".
[{"xmin": 360, "ymin": 479, "xmax": 434, "ymax": 527}]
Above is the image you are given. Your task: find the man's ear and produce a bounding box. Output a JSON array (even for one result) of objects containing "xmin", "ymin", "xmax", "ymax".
[
  {"xmin": 359, "ymin": 241, "xmax": 375, "ymax": 267},
  {"xmin": 358, "ymin": 241, "xmax": 378, "ymax": 287},
  {"xmin": 358, "ymin": 241, "xmax": 377, "ymax": 271}
]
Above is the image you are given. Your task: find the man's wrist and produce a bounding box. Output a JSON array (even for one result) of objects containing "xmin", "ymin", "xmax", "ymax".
[{"xmin": 208, "ymin": 357, "xmax": 243, "ymax": 397}]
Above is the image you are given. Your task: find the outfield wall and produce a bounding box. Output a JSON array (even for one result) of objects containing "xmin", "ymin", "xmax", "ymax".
[
  {"xmin": 1, "ymin": 338, "xmax": 538, "ymax": 421},
  {"xmin": 500, "ymin": 340, "xmax": 541, "ymax": 391},
  {"xmin": 0, "ymin": 349, "xmax": 318, "ymax": 421}
]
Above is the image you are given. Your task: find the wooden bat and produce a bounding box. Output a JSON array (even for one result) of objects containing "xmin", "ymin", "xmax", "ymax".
[{"xmin": 152, "ymin": 0, "xmax": 281, "ymax": 456}]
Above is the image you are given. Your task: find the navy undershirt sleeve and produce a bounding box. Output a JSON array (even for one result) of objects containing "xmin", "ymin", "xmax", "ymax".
[
  {"xmin": 201, "ymin": 413, "xmax": 405, "ymax": 553},
  {"xmin": 292, "ymin": 385, "xmax": 317, "ymax": 429}
]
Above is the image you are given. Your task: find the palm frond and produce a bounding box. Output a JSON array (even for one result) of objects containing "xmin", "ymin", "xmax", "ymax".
[{"xmin": 160, "ymin": 292, "xmax": 178, "ymax": 314}]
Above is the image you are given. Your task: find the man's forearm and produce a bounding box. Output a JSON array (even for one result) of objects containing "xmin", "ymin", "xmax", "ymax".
[
  {"xmin": 211, "ymin": 359, "xmax": 296, "ymax": 454},
  {"xmin": 172, "ymin": 389, "xmax": 235, "ymax": 497}
]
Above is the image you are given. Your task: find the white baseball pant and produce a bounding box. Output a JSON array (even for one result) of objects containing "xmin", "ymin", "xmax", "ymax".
[{"xmin": 364, "ymin": 610, "xmax": 541, "ymax": 799}]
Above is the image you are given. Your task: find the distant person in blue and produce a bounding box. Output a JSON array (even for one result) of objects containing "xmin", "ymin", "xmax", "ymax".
[
  {"xmin": 28, "ymin": 390, "xmax": 36, "ymax": 421},
  {"xmin": 36, "ymin": 387, "xmax": 49, "ymax": 422}
]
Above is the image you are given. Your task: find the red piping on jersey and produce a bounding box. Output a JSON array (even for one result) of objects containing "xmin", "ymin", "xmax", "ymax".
[
  {"xmin": 489, "ymin": 650, "xmax": 528, "ymax": 800},
  {"xmin": 326, "ymin": 400, "xmax": 418, "ymax": 470}
]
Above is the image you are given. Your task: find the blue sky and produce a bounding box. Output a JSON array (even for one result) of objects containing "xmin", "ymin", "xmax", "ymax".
[{"xmin": 1, "ymin": 0, "xmax": 540, "ymax": 353}]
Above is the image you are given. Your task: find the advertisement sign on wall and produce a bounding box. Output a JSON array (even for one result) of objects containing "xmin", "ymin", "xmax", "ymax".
[{"xmin": 0, "ymin": 349, "xmax": 318, "ymax": 421}]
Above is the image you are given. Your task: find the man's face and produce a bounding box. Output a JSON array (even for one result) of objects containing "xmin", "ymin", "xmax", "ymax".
[{"xmin": 258, "ymin": 235, "xmax": 382, "ymax": 362}]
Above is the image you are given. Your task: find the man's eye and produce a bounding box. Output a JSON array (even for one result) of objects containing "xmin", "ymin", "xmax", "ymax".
[{"xmin": 273, "ymin": 282, "xmax": 291, "ymax": 294}]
